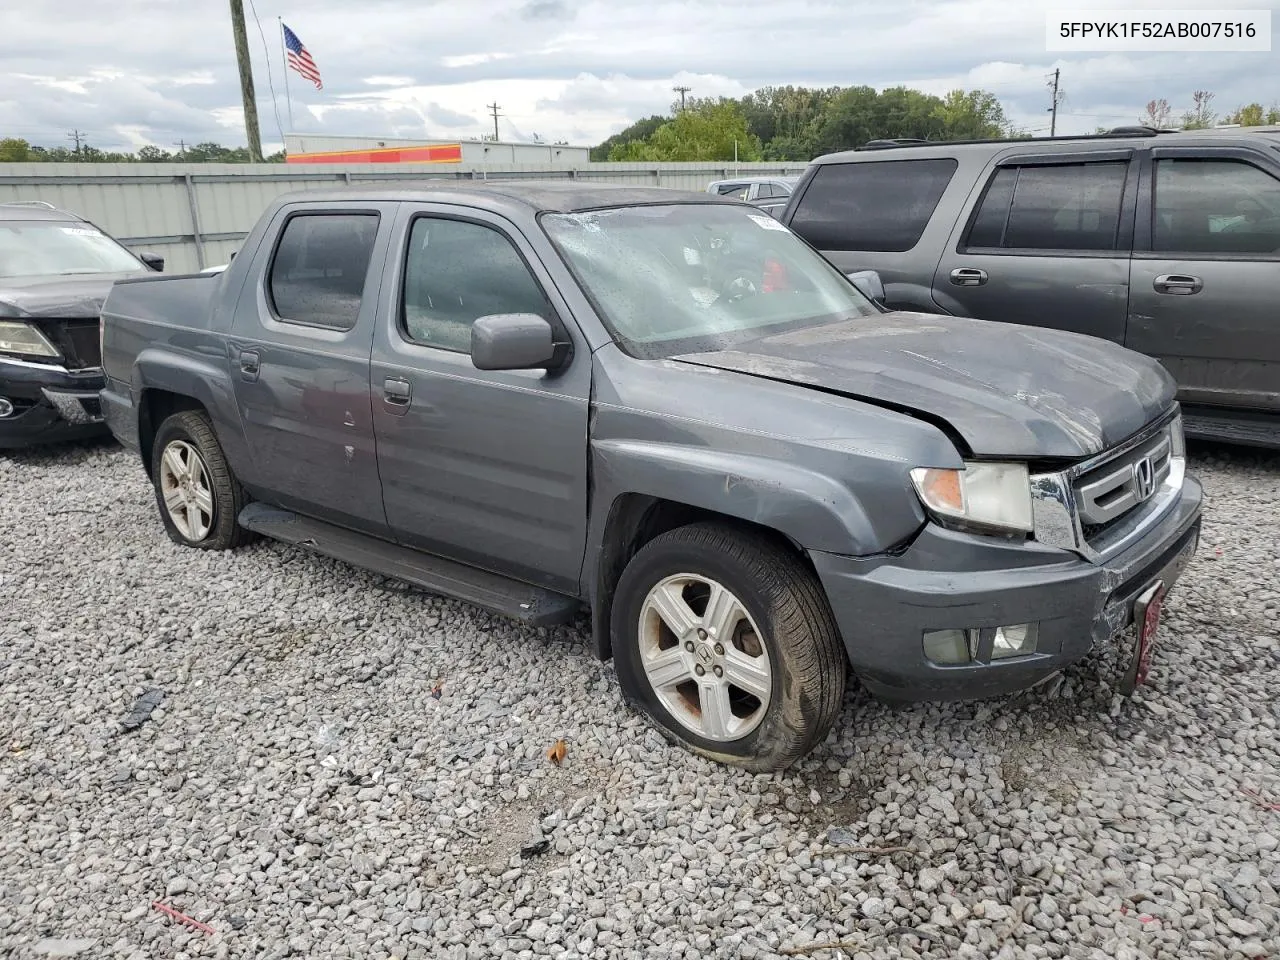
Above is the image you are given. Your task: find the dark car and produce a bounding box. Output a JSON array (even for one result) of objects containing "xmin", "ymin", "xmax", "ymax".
[
  {"xmin": 778, "ymin": 126, "xmax": 1280, "ymax": 448},
  {"xmin": 99, "ymin": 182, "xmax": 1201, "ymax": 770},
  {"xmin": 0, "ymin": 200, "xmax": 163, "ymax": 449}
]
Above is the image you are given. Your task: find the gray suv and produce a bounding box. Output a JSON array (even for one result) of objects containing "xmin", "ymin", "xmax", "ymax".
[{"xmin": 779, "ymin": 127, "xmax": 1280, "ymax": 448}]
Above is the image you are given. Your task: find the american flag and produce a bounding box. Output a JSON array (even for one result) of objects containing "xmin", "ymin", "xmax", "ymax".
[{"xmin": 282, "ymin": 23, "xmax": 322, "ymax": 90}]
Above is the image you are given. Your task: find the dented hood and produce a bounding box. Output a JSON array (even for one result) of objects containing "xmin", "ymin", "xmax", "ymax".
[
  {"xmin": 0, "ymin": 271, "xmax": 143, "ymax": 319},
  {"xmin": 672, "ymin": 311, "xmax": 1177, "ymax": 459}
]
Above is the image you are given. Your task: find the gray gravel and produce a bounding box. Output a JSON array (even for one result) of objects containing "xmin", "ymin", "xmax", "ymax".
[{"xmin": 1, "ymin": 437, "xmax": 1278, "ymax": 960}]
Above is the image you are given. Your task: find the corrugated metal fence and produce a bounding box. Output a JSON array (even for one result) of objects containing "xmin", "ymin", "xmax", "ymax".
[{"xmin": 0, "ymin": 161, "xmax": 808, "ymax": 274}]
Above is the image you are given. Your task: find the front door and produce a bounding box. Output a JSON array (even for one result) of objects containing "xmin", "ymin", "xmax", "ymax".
[
  {"xmin": 1126, "ymin": 147, "xmax": 1280, "ymax": 414},
  {"xmin": 370, "ymin": 204, "xmax": 591, "ymax": 594},
  {"xmin": 228, "ymin": 202, "xmax": 395, "ymax": 535},
  {"xmin": 934, "ymin": 151, "xmax": 1138, "ymax": 343}
]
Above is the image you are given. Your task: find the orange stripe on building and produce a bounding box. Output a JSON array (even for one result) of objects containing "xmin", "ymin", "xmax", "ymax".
[{"xmin": 285, "ymin": 143, "xmax": 464, "ymax": 164}]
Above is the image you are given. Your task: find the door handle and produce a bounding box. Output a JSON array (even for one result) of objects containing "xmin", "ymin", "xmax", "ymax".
[
  {"xmin": 383, "ymin": 377, "xmax": 411, "ymax": 415},
  {"xmin": 238, "ymin": 350, "xmax": 260, "ymax": 381},
  {"xmin": 950, "ymin": 267, "xmax": 988, "ymax": 287},
  {"xmin": 1153, "ymin": 274, "xmax": 1203, "ymax": 295}
]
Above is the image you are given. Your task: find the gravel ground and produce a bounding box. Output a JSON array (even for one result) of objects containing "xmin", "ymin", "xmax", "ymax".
[{"xmin": 1, "ymin": 438, "xmax": 1277, "ymax": 960}]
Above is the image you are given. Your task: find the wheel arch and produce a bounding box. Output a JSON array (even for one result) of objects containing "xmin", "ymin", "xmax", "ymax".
[{"xmin": 588, "ymin": 493, "xmax": 822, "ymax": 662}]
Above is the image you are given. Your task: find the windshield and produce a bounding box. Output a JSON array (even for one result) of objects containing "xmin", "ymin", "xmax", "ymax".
[
  {"xmin": 541, "ymin": 203, "xmax": 879, "ymax": 357},
  {"xmin": 0, "ymin": 220, "xmax": 146, "ymax": 279}
]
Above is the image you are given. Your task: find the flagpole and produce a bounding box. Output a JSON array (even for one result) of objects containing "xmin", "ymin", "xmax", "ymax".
[{"xmin": 279, "ymin": 17, "xmax": 294, "ymax": 134}]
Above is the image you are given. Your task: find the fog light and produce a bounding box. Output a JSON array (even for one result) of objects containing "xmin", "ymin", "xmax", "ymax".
[
  {"xmin": 923, "ymin": 628, "xmax": 972, "ymax": 665},
  {"xmin": 0, "ymin": 397, "xmax": 13, "ymax": 418},
  {"xmin": 992, "ymin": 623, "xmax": 1039, "ymax": 660}
]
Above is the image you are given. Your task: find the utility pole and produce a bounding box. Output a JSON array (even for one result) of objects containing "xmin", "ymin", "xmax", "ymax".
[
  {"xmin": 672, "ymin": 85, "xmax": 691, "ymax": 111},
  {"xmin": 67, "ymin": 129, "xmax": 85, "ymax": 156},
  {"xmin": 228, "ymin": 0, "xmax": 264, "ymax": 161},
  {"xmin": 173, "ymin": 140, "xmax": 187, "ymax": 159},
  {"xmin": 488, "ymin": 102, "xmax": 502, "ymax": 142},
  {"xmin": 1047, "ymin": 68, "xmax": 1062, "ymax": 136}
]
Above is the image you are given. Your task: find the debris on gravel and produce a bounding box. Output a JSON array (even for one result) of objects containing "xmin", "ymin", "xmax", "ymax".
[{"xmin": 1, "ymin": 438, "xmax": 1277, "ymax": 959}]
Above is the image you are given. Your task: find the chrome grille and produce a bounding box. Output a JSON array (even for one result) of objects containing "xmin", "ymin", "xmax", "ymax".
[
  {"xmin": 1075, "ymin": 431, "xmax": 1173, "ymax": 530},
  {"xmin": 1029, "ymin": 411, "xmax": 1186, "ymax": 563}
]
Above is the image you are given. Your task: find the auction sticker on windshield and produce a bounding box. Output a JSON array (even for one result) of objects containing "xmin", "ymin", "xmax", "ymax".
[{"xmin": 747, "ymin": 214, "xmax": 789, "ymax": 232}]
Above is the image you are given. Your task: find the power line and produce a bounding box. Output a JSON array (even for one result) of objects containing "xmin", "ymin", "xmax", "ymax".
[
  {"xmin": 67, "ymin": 129, "xmax": 85, "ymax": 155},
  {"xmin": 174, "ymin": 140, "xmax": 187, "ymax": 158},
  {"xmin": 672, "ymin": 85, "xmax": 691, "ymax": 111},
  {"xmin": 245, "ymin": 0, "xmax": 286, "ymax": 151},
  {"xmin": 487, "ymin": 101, "xmax": 502, "ymax": 141}
]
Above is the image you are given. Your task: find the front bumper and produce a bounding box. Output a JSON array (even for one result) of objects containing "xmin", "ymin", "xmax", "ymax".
[
  {"xmin": 811, "ymin": 476, "xmax": 1204, "ymax": 701},
  {"xmin": 0, "ymin": 357, "xmax": 108, "ymax": 449}
]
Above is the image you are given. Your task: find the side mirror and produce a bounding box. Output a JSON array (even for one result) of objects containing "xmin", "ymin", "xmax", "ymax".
[
  {"xmin": 138, "ymin": 252, "xmax": 165, "ymax": 272},
  {"xmin": 846, "ymin": 269, "xmax": 884, "ymax": 304},
  {"xmin": 471, "ymin": 313, "xmax": 567, "ymax": 371}
]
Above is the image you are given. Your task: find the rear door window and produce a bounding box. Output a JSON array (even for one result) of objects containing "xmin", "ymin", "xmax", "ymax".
[
  {"xmin": 964, "ymin": 162, "xmax": 1128, "ymax": 252},
  {"xmin": 1153, "ymin": 157, "xmax": 1280, "ymax": 256},
  {"xmin": 788, "ymin": 158, "xmax": 958, "ymax": 252},
  {"xmin": 268, "ymin": 213, "xmax": 379, "ymax": 330}
]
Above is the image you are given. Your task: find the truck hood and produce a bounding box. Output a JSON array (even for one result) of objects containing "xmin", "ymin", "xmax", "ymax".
[
  {"xmin": 0, "ymin": 271, "xmax": 144, "ymax": 319},
  {"xmin": 671, "ymin": 311, "xmax": 1177, "ymax": 459}
]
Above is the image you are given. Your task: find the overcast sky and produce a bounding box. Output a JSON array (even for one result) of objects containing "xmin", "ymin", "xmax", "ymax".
[{"xmin": 1, "ymin": 0, "xmax": 1276, "ymax": 153}]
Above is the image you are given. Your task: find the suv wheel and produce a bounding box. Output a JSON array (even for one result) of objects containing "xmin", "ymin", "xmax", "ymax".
[
  {"xmin": 150, "ymin": 410, "xmax": 252, "ymax": 550},
  {"xmin": 611, "ymin": 522, "xmax": 846, "ymax": 771}
]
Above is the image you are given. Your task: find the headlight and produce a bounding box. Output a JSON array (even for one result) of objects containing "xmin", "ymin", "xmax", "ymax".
[
  {"xmin": 910, "ymin": 462, "xmax": 1033, "ymax": 534},
  {"xmin": 0, "ymin": 321, "xmax": 60, "ymax": 359}
]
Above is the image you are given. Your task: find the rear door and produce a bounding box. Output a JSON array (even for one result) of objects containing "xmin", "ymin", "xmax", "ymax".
[
  {"xmin": 1126, "ymin": 146, "xmax": 1280, "ymax": 414},
  {"xmin": 369, "ymin": 204, "xmax": 591, "ymax": 594},
  {"xmin": 227, "ymin": 202, "xmax": 395, "ymax": 535},
  {"xmin": 933, "ymin": 150, "xmax": 1138, "ymax": 343}
]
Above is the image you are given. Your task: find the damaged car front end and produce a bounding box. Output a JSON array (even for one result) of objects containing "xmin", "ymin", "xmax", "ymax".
[{"xmin": 0, "ymin": 204, "xmax": 158, "ymax": 449}]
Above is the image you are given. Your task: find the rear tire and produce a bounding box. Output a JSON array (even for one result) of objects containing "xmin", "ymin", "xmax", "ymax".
[
  {"xmin": 150, "ymin": 410, "xmax": 253, "ymax": 551},
  {"xmin": 611, "ymin": 522, "xmax": 846, "ymax": 772}
]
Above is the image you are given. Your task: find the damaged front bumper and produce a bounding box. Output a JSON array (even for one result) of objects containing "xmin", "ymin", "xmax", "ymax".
[
  {"xmin": 0, "ymin": 356, "xmax": 108, "ymax": 449},
  {"xmin": 810, "ymin": 475, "xmax": 1204, "ymax": 701}
]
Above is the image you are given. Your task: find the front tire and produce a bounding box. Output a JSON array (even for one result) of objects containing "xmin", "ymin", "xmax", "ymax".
[
  {"xmin": 150, "ymin": 410, "xmax": 252, "ymax": 550},
  {"xmin": 611, "ymin": 522, "xmax": 847, "ymax": 772}
]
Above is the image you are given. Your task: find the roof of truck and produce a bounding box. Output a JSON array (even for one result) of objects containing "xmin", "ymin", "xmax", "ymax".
[{"xmin": 275, "ymin": 179, "xmax": 731, "ymax": 214}]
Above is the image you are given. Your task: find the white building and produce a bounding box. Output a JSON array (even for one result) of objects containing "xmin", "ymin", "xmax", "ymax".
[{"xmin": 282, "ymin": 133, "xmax": 590, "ymax": 166}]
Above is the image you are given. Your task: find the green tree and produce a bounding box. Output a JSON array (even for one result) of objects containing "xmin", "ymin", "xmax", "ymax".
[
  {"xmin": 934, "ymin": 89, "xmax": 1010, "ymax": 140},
  {"xmin": 0, "ymin": 137, "xmax": 36, "ymax": 161},
  {"xmin": 1181, "ymin": 90, "xmax": 1216, "ymax": 129},
  {"xmin": 608, "ymin": 99, "xmax": 761, "ymax": 162},
  {"xmin": 1224, "ymin": 102, "xmax": 1280, "ymax": 127},
  {"xmin": 592, "ymin": 115, "xmax": 666, "ymax": 161},
  {"xmin": 136, "ymin": 145, "xmax": 173, "ymax": 162}
]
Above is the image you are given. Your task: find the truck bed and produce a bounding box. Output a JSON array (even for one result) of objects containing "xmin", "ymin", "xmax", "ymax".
[{"xmin": 100, "ymin": 272, "xmax": 224, "ymax": 383}]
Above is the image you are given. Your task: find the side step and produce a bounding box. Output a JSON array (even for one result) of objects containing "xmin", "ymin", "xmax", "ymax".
[
  {"xmin": 237, "ymin": 504, "xmax": 581, "ymax": 627},
  {"xmin": 1183, "ymin": 409, "xmax": 1280, "ymax": 449}
]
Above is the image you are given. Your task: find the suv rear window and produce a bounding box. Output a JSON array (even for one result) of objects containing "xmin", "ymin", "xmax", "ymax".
[
  {"xmin": 789, "ymin": 158, "xmax": 958, "ymax": 252},
  {"xmin": 964, "ymin": 162, "xmax": 1127, "ymax": 252}
]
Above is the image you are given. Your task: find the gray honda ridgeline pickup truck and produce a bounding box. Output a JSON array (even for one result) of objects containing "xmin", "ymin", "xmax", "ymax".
[{"xmin": 98, "ymin": 183, "xmax": 1203, "ymax": 771}]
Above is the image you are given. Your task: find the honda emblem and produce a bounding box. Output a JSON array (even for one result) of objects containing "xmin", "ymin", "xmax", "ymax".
[{"xmin": 1133, "ymin": 456, "xmax": 1157, "ymax": 501}]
